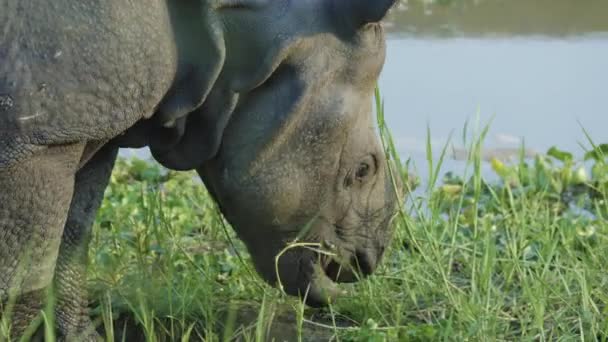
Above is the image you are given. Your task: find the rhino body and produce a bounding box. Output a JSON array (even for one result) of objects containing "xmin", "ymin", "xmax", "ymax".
[{"xmin": 0, "ymin": 0, "xmax": 399, "ymax": 339}]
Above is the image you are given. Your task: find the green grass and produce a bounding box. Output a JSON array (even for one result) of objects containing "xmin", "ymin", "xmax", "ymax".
[{"xmin": 3, "ymin": 92, "xmax": 608, "ymax": 341}]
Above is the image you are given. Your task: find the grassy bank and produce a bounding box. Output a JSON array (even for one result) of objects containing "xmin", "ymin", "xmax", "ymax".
[
  {"xmin": 84, "ymin": 102, "xmax": 608, "ymax": 340},
  {"xmin": 3, "ymin": 95, "xmax": 607, "ymax": 340}
]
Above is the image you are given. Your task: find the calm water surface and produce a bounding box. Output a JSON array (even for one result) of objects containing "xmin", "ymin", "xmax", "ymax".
[{"xmin": 380, "ymin": 0, "xmax": 608, "ymax": 178}]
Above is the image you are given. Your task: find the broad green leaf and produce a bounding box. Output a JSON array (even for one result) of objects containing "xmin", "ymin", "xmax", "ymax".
[
  {"xmin": 547, "ymin": 146, "xmax": 573, "ymax": 162},
  {"xmin": 584, "ymin": 143, "xmax": 608, "ymax": 161}
]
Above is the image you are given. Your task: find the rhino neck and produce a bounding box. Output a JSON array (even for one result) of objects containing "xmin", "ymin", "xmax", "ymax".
[{"xmin": 112, "ymin": 85, "xmax": 238, "ymax": 172}]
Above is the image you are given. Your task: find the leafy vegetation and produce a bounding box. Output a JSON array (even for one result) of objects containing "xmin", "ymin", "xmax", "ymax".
[
  {"xmin": 82, "ymin": 96, "xmax": 608, "ymax": 340},
  {"xmin": 2, "ymin": 93, "xmax": 607, "ymax": 340}
]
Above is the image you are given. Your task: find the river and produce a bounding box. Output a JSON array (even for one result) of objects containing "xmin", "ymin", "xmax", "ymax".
[{"xmin": 379, "ymin": 0, "xmax": 608, "ymax": 180}]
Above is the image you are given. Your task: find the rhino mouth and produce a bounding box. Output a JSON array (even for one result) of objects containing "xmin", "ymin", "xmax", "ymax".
[
  {"xmin": 285, "ymin": 248, "xmax": 369, "ymax": 307},
  {"xmin": 297, "ymin": 257, "xmax": 345, "ymax": 307},
  {"xmin": 271, "ymin": 217, "xmax": 389, "ymax": 307},
  {"xmin": 322, "ymin": 255, "xmax": 361, "ymax": 283}
]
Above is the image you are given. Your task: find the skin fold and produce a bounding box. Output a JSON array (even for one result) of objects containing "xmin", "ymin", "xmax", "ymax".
[{"xmin": 0, "ymin": 0, "xmax": 399, "ymax": 340}]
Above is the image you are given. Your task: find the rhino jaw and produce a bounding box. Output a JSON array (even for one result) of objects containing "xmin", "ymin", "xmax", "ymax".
[{"xmin": 273, "ymin": 246, "xmax": 348, "ymax": 307}]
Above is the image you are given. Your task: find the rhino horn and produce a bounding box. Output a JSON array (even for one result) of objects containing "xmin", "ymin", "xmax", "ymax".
[{"xmin": 333, "ymin": 0, "xmax": 396, "ymax": 28}]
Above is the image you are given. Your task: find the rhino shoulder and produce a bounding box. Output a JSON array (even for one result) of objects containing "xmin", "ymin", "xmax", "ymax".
[{"xmin": 0, "ymin": 0, "xmax": 177, "ymax": 147}]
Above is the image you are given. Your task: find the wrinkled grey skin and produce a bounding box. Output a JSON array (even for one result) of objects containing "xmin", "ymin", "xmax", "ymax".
[{"xmin": 0, "ymin": 0, "xmax": 399, "ymax": 340}]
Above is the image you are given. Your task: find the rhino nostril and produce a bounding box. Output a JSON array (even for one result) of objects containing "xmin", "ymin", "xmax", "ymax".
[
  {"xmin": 353, "ymin": 251, "xmax": 375, "ymax": 276},
  {"xmin": 324, "ymin": 259, "xmax": 357, "ymax": 283},
  {"xmin": 324, "ymin": 260, "xmax": 342, "ymax": 282}
]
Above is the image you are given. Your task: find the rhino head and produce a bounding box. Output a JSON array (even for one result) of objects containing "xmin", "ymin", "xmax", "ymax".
[{"xmin": 145, "ymin": 0, "xmax": 400, "ymax": 306}]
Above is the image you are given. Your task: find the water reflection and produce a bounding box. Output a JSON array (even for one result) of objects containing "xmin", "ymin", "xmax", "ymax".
[{"xmin": 387, "ymin": 0, "xmax": 608, "ymax": 37}]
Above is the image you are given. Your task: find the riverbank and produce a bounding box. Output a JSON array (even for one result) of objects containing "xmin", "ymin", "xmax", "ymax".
[{"xmin": 84, "ymin": 118, "xmax": 607, "ymax": 340}]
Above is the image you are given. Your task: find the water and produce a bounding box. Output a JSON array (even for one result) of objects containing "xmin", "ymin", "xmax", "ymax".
[
  {"xmin": 123, "ymin": 0, "xmax": 608, "ymax": 181},
  {"xmin": 380, "ymin": 36, "xmax": 608, "ymax": 179},
  {"xmin": 379, "ymin": 0, "xmax": 608, "ymax": 179}
]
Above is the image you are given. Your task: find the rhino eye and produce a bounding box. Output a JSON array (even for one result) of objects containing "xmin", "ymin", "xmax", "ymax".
[
  {"xmin": 356, "ymin": 162, "xmax": 370, "ymax": 179},
  {"xmin": 355, "ymin": 155, "xmax": 377, "ymax": 182},
  {"xmin": 344, "ymin": 155, "xmax": 377, "ymax": 188}
]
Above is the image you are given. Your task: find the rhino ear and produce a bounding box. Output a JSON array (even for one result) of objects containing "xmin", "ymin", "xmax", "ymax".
[{"xmin": 331, "ymin": 0, "xmax": 396, "ymax": 29}]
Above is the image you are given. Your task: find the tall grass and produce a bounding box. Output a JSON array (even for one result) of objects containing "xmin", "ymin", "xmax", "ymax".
[{"xmin": 2, "ymin": 90, "xmax": 607, "ymax": 341}]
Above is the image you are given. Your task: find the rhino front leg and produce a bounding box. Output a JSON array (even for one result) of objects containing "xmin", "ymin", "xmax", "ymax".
[
  {"xmin": 54, "ymin": 144, "xmax": 118, "ymax": 342},
  {"xmin": 0, "ymin": 143, "xmax": 84, "ymax": 340}
]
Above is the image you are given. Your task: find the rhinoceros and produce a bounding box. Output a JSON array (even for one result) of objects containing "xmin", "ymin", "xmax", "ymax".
[{"xmin": 0, "ymin": 0, "xmax": 400, "ymax": 339}]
